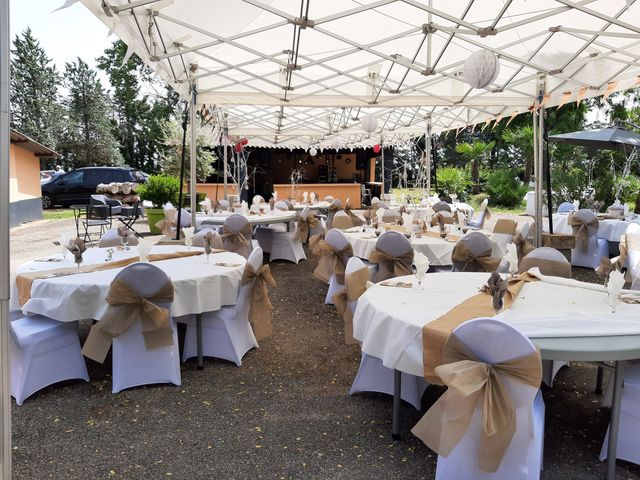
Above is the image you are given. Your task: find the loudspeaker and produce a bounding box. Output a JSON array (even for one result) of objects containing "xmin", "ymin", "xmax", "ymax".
[{"xmin": 356, "ymin": 158, "xmax": 367, "ymax": 170}]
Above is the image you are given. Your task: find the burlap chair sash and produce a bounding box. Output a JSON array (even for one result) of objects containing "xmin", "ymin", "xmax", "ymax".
[
  {"xmin": 309, "ymin": 234, "xmax": 353, "ymax": 284},
  {"xmin": 82, "ymin": 278, "xmax": 175, "ymax": 363},
  {"xmin": 295, "ymin": 213, "xmax": 319, "ymax": 243},
  {"xmin": 452, "ymin": 243, "xmax": 500, "ymax": 273},
  {"xmin": 568, "ymin": 213, "xmax": 598, "ymax": 251},
  {"xmin": 242, "ymin": 263, "xmax": 277, "ymax": 340},
  {"xmin": 422, "ymin": 273, "xmax": 536, "ymax": 384},
  {"xmin": 155, "ymin": 209, "xmax": 177, "ymax": 238},
  {"xmin": 222, "ymin": 223, "xmax": 253, "ymax": 257},
  {"xmin": 519, "ymin": 257, "xmax": 572, "ymax": 278},
  {"xmin": 345, "ymin": 205, "xmax": 364, "ymax": 226},
  {"xmin": 331, "ymin": 267, "xmax": 369, "ymax": 345},
  {"xmin": 369, "ymin": 247, "xmax": 414, "ymax": 282},
  {"xmin": 513, "ymin": 231, "xmax": 535, "ymax": 263},
  {"xmin": 15, "ymin": 250, "xmax": 207, "ymax": 307},
  {"xmin": 412, "ymin": 334, "xmax": 542, "ymax": 473}
]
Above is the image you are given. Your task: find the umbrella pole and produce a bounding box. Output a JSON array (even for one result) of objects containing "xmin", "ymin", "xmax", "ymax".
[{"xmin": 175, "ymin": 101, "xmax": 189, "ymax": 241}]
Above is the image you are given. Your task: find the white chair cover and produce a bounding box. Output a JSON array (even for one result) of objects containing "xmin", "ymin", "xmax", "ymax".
[
  {"xmin": 252, "ymin": 195, "xmax": 265, "ymax": 205},
  {"xmin": 625, "ymin": 223, "xmax": 640, "ymax": 290},
  {"xmin": 332, "ymin": 211, "xmax": 354, "ymax": 230},
  {"xmin": 452, "ymin": 232, "xmax": 496, "ymax": 273},
  {"xmin": 433, "ymin": 317, "xmax": 545, "ymax": 480},
  {"xmin": 223, "ymin": 214, "xmax": 254, "ymax": 259},
  {"xmin": 432, "ymin": 201, "xmax": 452, "ymax": 213},
  {"xmin": 324, "ymin": 229, "xmax": 351, "ymax": 305},
  {"xmin": 192, "ymin": 228, "xmax": 223, "ymax": 249},
  {"xmin": 557, "ymin": 201, "xmax": 576, "ymax": 213},
  {"xmin": 181, "ymin": 248, "xmax": 261, "ymax": 365},
  {"xmin": 98, "ymin": 228, "xmax": 140, "ymax": 248},
  {"xmin": 10, "ymin": 315, "xmax": 89, "ymax": 405},
  {"xmin": 570, "ymin": 209, "xmax": 609, "ymax": 270},
  {"xmin": 110, "ymin": 263, "xmax": 181, "ymax": 393}
]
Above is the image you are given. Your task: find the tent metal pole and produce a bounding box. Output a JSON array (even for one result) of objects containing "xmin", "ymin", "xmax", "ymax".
[
  {"xmin": 175, "ymin": 102, "xmax": 188, "ymax": 241},
  {"xmin": 536, "ymin": 107, "xmax": 545, "ymax": 246},
  {"xmin": 190, "ymin": 88, "xmax": 197, "ymax": 228},
  {"xmin": 381, "ymin": 137, "xmax": 385, "ymax": 194},
  {"xmin": 532, "ymin": 108, "xmax": 541, "ymax": 247},
  {"xmin": 0, "ymin": 0, "xmax": 12, "ymax": 476},
  {"xmin": 223, "ymin": 125, "xmax": 228, "ymax": 199},
  {"xmin": 544, "ymin": 110, "xmax": 554, "ymax": 233},
  {"xmin": 425, "ymin": 116, "xmax": 431, "ymax": 195}
]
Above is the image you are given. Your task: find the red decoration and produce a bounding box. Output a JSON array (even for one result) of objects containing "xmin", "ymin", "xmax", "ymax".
[
  {"xmin": 234, "ymin": 143, "xmax": 243, "ymax": 153},
  {"xmin": 240, "ymin": 138, "xmax": 249, "ymax": 145},
  {"xmin": 373, "ymin": 144, "xmax": 381, "ymax": 153}
]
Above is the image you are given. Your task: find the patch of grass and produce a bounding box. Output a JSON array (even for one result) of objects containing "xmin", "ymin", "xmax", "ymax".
[{"xmin": 42, "ymin": 209, "xmax": 75, "ymax": 220}]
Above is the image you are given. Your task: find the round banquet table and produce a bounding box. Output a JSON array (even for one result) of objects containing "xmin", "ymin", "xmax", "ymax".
[
  {"xmin": 544, "ymin": 213, "xmax": 640, "ymax": 242},
  {"xmin": 291, "ymin": 201, "xmax": 331, "ymax": 211},
  {"xmin": 195, "ymin": 210, "xmax": 297, "ymax": 229},
  {"xmin": 352, "ymin": 272, "xmax": 640, "ymax": 479},
  {"xmin": 344, "ymin": 229, "xmax": 458, "ymax": 266},
  {"xmin": 12, "ymin": 245, "xmax": 247, "ymax": 369}
]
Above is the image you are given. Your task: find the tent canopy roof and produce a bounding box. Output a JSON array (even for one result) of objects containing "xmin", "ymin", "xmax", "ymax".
[{"xmin": 80, "ymin": 0, "xmax": 640, "ymax": 147}]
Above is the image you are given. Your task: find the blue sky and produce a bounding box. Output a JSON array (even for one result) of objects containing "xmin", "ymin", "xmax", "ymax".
[{"xmin": 10, "ymin": 0, "xmax": 109, "ymax": 76}]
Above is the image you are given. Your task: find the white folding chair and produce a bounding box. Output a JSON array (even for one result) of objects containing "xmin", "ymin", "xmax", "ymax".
[
  {"xmin": 110, "ymin": 263, "xmax": 181, "ymax": 393},
  {"xmin": 467, "ymin": 198, "xmax": 489, "ymax": 229},
  {"xmin": 433, "ymin": 317, "xmax": 545, "ymax": 480},
  {"xmin": 181, "ymin": 248, "xmax": 261, "ymax": 365},
  {"xmin": 10, "ymin": 315, "xmax": 89, "ymax": 405}
]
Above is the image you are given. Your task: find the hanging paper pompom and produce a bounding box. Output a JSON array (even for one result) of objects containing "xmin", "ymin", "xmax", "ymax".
[
  {"xmin": 463, "ymin": 50, "xmax": 500, "ymax": 89},
  {"xmin": 361, "ymin": 114, "xmax": 378, "ymax": 134},
  {"xmin": 240, "ymin": 138, "xmax": 249, "ymax": 145},
  {"xmin": 373, "ymin": 144, "xmax": 381, "ymax": 153},
  {"xmin": 234, "ymin": 143, "xmax": 243, "ymax": 153},
  {"xmin": 309, "ymin": 147, "xmax": 318, "ymax": 157}
]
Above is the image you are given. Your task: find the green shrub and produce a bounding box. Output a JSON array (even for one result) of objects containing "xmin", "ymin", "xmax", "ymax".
[
  {"xmin": 616, "ymin": 174, "xmax": 640, "ymax": 203},
  {"xmin": 137, "ymin": 174, "xmax": 181, "ymax": 208},
  {"xmin": 485, "ymin": 169, "xmax": 528, "ymax": 208},
  {"xmin": 436, "ymin": 167, "xmax": 471, "ymax": 198}
]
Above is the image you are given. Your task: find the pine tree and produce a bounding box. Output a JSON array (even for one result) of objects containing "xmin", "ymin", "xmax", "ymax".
[
  {"xmin": 10, "ymin": 28, "xmax": 63, "ymax": 150},
  {"xmin": 61, "ymin": 58, "xmax": 123, "ymax": 168},
  {"xmin": 97, "ymin": 40, "xmax": 178, "ymax": 172}
]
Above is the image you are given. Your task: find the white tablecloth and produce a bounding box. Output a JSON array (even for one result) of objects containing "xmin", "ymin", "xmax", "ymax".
[
  {"xmin": 353, "ymin": 272, "xmax": 640, "ymax": 377},
  {"xmin": 344, "ymin": 230, "xmax": 458, "ymax": 266},
  {"xmin": 195, "ymin": 210, "xmax": 297, "ymax": 229},
  {"xmin": 12, "ymin": 245, "xmax": 246, "ymax": 321},
  {"xmin": 543, "ymin": 214, "xmax": 640, "ymax": 242}
]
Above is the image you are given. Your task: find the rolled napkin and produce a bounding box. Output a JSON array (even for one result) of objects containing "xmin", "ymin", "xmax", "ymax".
[
  {"xmin": 309, "ymin": 234, "xmax": 353, "ymax": 284},
  {"xmin": 483, "ymin": 271, "xmax": 510, "ymax": 312},
  {"xmin": 241, "ymin": 200, "xmax": 249, "ymax": 215},
  {"xmin": 303, "ymin": 191, "xmax": 308, "ymax": 203},
  {"xmin": 412, "ymin": 333, "xmax": 542, "ymax": 473},
  {"xmin": 375, "ymin": 207, "xmax": 385, "ymax": 227},
  {"xmin": 412, "ymin": 250, "xmax": 430, "ymax": 277},
  {"xmin": 402, "ymin": 213, "xmax": 414, "ymax": 230},
  {"xmin": 66, "ymin": 237, "xmax": 87, "ymax": 267},
  {"xmin": 273, "ymin": 191, "xmax": 278, "ymax": 201},
  {"xmin": 608, "ymin": 269, "xmax": 626, "ymax": 310},
  {"xmin": 572, "ymin": 199, "xmax": 579, "ymax": 211},
  {"xmin": 117, "ymin": 226, "xmax": 131, "ymax": 240},
  {"xmin": 182, "ymin": 226, "xmax": 195, "ymax": 248},
  {"xmin": 369, "ymin": 247, "xmax": 414, "ymax": 282},
  {"xmin": 456, "ymin": 210, "xmax": 467, "ymax": 231},
  {"xmin": 344, "ymin": 202, "xmax": 364, "ymax": 226},
  {"xmin": 269, "ymin": 198, "xmax": 275, "ymax": 211},
  {"xmin": 82, "ymin": 277, "xmax": 175, "ymax": 363},
  {"xmin": 310, "ymin": 192, "xmax": 316, "ymax": 204},
  {"xmin": 504, "ymin": 243, "xmax": 519, "ymax": 274},
  {"xmin": 242, "ymin": 262, "xmax": 277, "ymax": 340},
  {"xmin": 137, "ymin": 238, "xmax": 153, "ymax": 262}
]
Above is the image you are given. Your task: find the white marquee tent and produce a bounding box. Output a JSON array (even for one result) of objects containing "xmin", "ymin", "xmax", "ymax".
[{"xmin": 4, "ymin": 1, "xmax": 640, "ymax": 477}]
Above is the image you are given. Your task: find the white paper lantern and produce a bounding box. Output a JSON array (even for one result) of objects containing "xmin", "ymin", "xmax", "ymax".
[
  {"xmin": 463, "ymin": 50, "xmax": 500, "ymax": 89},
  {"xmin": 309, "ymin": 147, "xmax": 318, "ymax": 157},
  {"xmin": 361, "ymin": 114, "xmax": 378, "ymax": 134}
]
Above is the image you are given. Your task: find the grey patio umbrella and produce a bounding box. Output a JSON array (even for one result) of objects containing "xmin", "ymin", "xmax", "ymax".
[
  {"xmin": 548, "ymin": 126, "xmax": 640, "ymax": 153},
  {"xmin": 544, "ymin": 124, "xmax": 640, "ymax": 233}
]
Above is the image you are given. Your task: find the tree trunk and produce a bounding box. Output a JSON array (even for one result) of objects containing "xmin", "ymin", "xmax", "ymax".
[
  {"xmin": 471, "ymin": 158, "xmax": 480, "ymax": 194},
  {"xmin": 524, "ymin": 154, "xmax": 534, "ymax": 185}
]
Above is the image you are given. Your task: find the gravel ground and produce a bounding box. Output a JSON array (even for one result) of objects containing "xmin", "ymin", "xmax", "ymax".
[{"xmin": 8, "ymin": 214, "xmax": 640, "ymax": 479}]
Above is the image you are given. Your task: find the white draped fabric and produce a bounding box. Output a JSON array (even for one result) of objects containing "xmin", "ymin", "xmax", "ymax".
[
  {"xmin": 12, "ymin": 246, "xmax": 245, "ymax": 320},
  {"xmin": 353, "ymin": 271, "xmax": 640, "ymax": 377}
]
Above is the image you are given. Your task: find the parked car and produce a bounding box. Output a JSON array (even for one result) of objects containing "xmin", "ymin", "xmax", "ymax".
[{"xmin": 41, "ymin": 167, "xmax": 146, "ymax": 209}]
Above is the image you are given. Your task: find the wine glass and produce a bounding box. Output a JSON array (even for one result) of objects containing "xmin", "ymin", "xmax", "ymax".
[
  {"xmin": 411, "ymin": 263, "xmax": 425, "ymax": 290},
  {"xmin": 120, "ymin": 235, "xmax": 129, "ymax": 250},
  {"xmin": 607, "ymin": 292, "xmax": 621, "ymax": 313},
  {"xmin": 74, "ymin": 252, "xmax": 83, "ymax": 272}
]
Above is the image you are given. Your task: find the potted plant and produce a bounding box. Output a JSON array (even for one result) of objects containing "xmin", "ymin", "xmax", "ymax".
[{"xmin": 137, "ymin": 175, "xmax": 181, "ymax": 234}]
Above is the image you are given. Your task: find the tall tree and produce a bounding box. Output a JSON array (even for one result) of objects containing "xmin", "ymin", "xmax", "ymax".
[
  {"xmin": 60, "ymin": 58, "xmax": 123, "ymax": 167},
  {"xmin": 158, "ymin": 118, "xmax": 216, "ymax": 182},
  {"xmin": 455, "ymin": 140, "xmax": 495, "ymax": 193},
  {"xmin": 501, "ymin": 126, "xmax": 534, "ymax": 184},
  {"xmin": 97, "ymin": 40, "xmax": 179, "ymax": 172},
  {"xmin": 10, "ymin": 28, "xmax": 63, "ymax": 150}
]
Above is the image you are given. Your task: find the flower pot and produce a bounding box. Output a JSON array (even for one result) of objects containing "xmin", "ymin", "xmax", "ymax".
[{"xmin": 145, "ymin": 208, "xmax": 165, "ymax": 235}]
